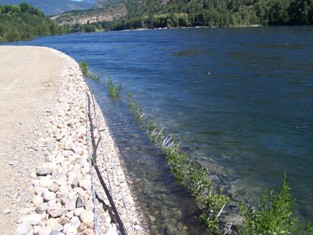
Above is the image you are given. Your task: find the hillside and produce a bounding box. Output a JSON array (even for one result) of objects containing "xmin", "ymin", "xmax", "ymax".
[
  {"xmin": 0, "ymin": 3, "xmax": 68, "ymax": 42},
  {"xmin": 51, "ymin": 3, "xmax": 127, "ymax": 26},
  {"xmin": 52, "ymin": 0, "xmax": 313, "ymax": 32},
  {"xmin": 116, "ymin": 0, "xmax": 313, "ymax": 27},
  {"xmin": 0, "ymin": 0, "xmax": 95, "ymax": 15},
  {"xmin": 95, "ymin": 0, "xmax": 123, "ymax": 8}
]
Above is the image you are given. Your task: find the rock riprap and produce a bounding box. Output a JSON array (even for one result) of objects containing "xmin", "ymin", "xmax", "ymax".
[{"xmin": 16, "ymin": 49, "xmax": 148, "ymax": 235}]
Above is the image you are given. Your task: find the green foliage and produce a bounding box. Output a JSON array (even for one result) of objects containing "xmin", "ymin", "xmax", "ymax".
[
  {"xmin": 108, "ymin": 78, "xmax": 122, "ymax": 100},
  {"xmin": 0, "ymin": 3, "xmax": 68, "ymax": 42},
  {"xmin": 79, "ymin": 61, "xmax": 89, "ymax": 75},
  {"xmin": 81, "ymin": 0, "xmax": 313, "ymax": 32},
  {"xmin": 239, "ymin": 173, "xmax": 313, "ymax": 235},
  {"xmin": 79, "ymin": 61, "xmax": 100, "ymax": 81}
]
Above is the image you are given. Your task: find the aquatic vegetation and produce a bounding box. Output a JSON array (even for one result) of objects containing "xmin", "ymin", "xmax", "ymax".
[
  {"xmin": 126, "ymin": 92, "xmax": 312, "ymax": 234},
  {"xmin": 239, "ymin": 173, "xmax": 312, "ymax": 235},
  {"xmin": 107, "ymin": 78, "xmax": 122, "ymax": 100},
  {"xmin": 79, "ymin": 62, "xmax": 100, "ymax": 81},
  {"xmin": 112, "ymin": 83, "xmax": 312, "ymax": 234},
  {"xmin": 127, "ymin": 92, "xmax": 230, "ymax": 232}
]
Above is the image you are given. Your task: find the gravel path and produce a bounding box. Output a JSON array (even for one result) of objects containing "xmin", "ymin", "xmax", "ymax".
[{"xmin": 0, "ymin": 46, "xmax": 147, "ymax": 235}]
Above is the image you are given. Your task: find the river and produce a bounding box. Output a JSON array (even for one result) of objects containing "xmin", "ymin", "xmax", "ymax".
[{"xmin": 9, "ymin": 26, "xmax": 313, "ymax": 233}]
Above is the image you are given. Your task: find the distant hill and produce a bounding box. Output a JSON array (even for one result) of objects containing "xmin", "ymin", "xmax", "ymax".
[
  {"xmin": 51, "ymin": 3, "xmax": 127, "ymax": 26},
  {"xmin": 0, "ymin": 3, "xmax": 68, "ymax": 42},
  {"xmin": 94, "ymin": 0, "xmax": 123, "ymax": 8},
  {"xmin": 52, "ymin": 0, "xmax": 313, "ymax": 31},
  {"xmin": 0, "ymin": 0, "xmax": 95, "ymax": 15}
]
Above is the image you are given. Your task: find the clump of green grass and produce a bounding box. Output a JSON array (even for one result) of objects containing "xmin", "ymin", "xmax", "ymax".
[
  {"xmin": 79, "ymin": 61, "xmax": 100, "ymax": 81},
  {"xmin": 239, "ymin": 173, "xmax": 312, "ymax": 235},
  {"xmin": 108, "ymin": 78, "xmax": 122, "ymax": 100},
  {"xmin": 79, "ymin": 61, "xmax": 89, "ymax": 75}
]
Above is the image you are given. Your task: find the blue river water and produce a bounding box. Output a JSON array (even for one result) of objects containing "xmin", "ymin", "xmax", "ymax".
[{"xmin": 8, "ymin": 26, "xmax": 313, "ymax": 230}]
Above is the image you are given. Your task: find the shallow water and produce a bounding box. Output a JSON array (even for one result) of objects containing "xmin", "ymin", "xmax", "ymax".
[{"xmin": 9, "ymin": 26, "xmax": 313, "ymax": 228}]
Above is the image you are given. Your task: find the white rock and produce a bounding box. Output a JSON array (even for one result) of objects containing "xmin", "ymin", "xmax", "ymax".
[
  {"xmin": 68, "ymin": 172, "xmax": 79, "ymax": 188},
  {"xmin": 47, "ymin": 199, "xmax": 57, "ymax": 206},
  {"xmin": 46, "ymin": 218, "xmax": 58, "ymax": 229},
  {"xmin": 56, "ymin": 134, "xmax": 64, "ymax": 141},
  {"xmin": 64, "ymin": 225, "xmax": 77, "ymax": 235},
  {"xmin": 135, "ymin": 225, "xmax": 144, "ymax": 235},
  {"xmin": 61, "ymin": 196, "xmax": 70, "ymax": 205},
  {"xmin": 55, "ymin": 154, "xmax": 65, "ymax": 164},
  {"xmin": 81, "ymin": 167, "xmax": 90, "ymax": 175},
  {"xmin": 3, "ymin": 208, "xmax": 11, "ymax": 215},
  {"xmin": 107, "ymin": 226, "xmax": 119, "ymax": 235},
  {"xmin": 79, "ymin": 210, "xmax": 93, "ymax": 225},
  {"xmin": 50, "ymin": 230, "xmax": 60, "ymax": 235},
  {"xmin": 53, "ymin": 174, "xmax": 67, "ymax": 186},
  {"xmin": 22, "ymin": 214, "xmax": 43, "ymax": 225},
  {"xmin": 85, "ymin": 200, "xmax": 94, "ymax": 211},
  {"xmin": 74, "ymin": 187, "xmax": 85, "ymax": 196},
  {"xmin": 65, "ymin": 198, "xmax": 76, "ymax": 211},
  {"xmin": 49, "ymin": 183, "xmax": 59, "ymax": 193},
  {"xmin": 65, "ymin": 211, "xmax": 74, "ymax": 219},
  {"xmin": 59, "ymin": 217, "xmax": 70, "ymax": 225},
  {"xmin": 70, "ymin": 216, "xmax": 81, "ymax": 229},
  {"xmin": 78, "ymin": 179, "xmax": 91, "ymax": 191},
  {"xmin": 53, "ymin": 223, "xmax": 63, "ymax": 232},
  {"xmin": 17, "ymin": 222, "xmax": 32, "ymax": 235},
  {"xmin": 37, "ymin": 226, "xmax": 51, "ymax": 235},
  {"xmin": 36, "ymin": 167, "xmax": 53, "ymax": 176},
  {"xmin": 35, "ymin": 203, "xmax": 48, "ymax": 214},
  {"xmin": 59, "ymin": 185, "xmax": 70, "ymax": 196},
  {"xmin": 47, "ymin": 204, "xmax": 67, "ymax": 218},
  {"xmin": 32, "ymin": 195, "xmax": 44, "ymax": 207},
  {"xmin": 42, "ymin": 191, "xmax": 56, "ymax": 202},
  {"xmin": 40, "ymin": 177, "xmax": 53, "ymax": 188},
  {"xmin": 35, "ymin": 186, "xmax": 45, "ymax": 195},
  {"xmin": 74, "ymin": 207, "xmax": 84, "ymax": 217},
  {"xmin": 32, "ymin": 179, "xmax": 40, "ymax": 187}
]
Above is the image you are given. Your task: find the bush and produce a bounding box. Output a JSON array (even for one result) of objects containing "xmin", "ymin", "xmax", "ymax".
[
  {"xmin": 108, "ymin": 78, "xmax": 122, "ymax": 99},
  {"xmin": 79, "ymin": 61, "xmax": 100, "ymax": 81},
  {"xmin": 239, "ymin": 173, "xmax": 312, "ymax": 235}
]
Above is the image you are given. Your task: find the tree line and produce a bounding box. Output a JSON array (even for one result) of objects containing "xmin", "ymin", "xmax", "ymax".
[
  {"xmin": 1, "ymin": 1, "xmax": 313, "ymax": 40},
  {"xmin": 0, "ymin": 3, "xmax": 69, "ymax": 42},
  {"xmin": 116, "ymin": 0, "xmax": 313, "ymax": 29},
  {"xmin": 78, "ymin": 0, "xmax": 313, "ymax": 31}
]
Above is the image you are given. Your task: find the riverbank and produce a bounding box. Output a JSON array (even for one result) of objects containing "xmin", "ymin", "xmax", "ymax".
[{"xmin": 0, "ymin": 46, "xmax": 147, "ymax": 234}]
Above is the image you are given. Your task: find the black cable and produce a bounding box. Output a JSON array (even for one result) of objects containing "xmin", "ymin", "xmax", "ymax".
[{"xmin": 87, "ymin": 93, "xmax": 127, "ymax": 235}]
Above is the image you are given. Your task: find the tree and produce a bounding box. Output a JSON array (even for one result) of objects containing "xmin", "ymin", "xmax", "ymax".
[
  {"xmin": 268, "ymin": 0, "xmax": 290, "ymax": 25},
  {"xmin": 290, "ymin": 0, "xmax": 313, "ymax": 24}
]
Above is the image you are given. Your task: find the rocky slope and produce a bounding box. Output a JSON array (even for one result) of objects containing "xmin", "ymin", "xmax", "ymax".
[{"xmin": 51, "ymin": 4, "xmax": 127, "ymax": 25}]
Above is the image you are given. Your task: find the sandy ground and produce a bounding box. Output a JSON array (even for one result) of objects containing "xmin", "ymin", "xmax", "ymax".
[
  {"xmin": 0, "ymin": 46, "xmax": 147, "ymax": 235},
  {"xmin": 0, "ymin": 46, "xmax": 62, "ymax": 234}
]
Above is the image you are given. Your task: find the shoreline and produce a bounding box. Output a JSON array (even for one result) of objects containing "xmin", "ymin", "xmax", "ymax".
[{"xmin": 0, "ymin": 46, "xmax": 147, "ymax": 234}]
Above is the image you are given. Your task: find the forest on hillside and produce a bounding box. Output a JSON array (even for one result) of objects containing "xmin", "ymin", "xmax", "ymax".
[
  {"xmin": 0, "ymin": 3, "xmax": 68, "ymax": 42},
  {"xmin": 92, "ymin": 0, "xmax": 313, "ymax": 30},
  {"xmin": 1, "ymin": 0, "xmax": 313, "ymax": 40}
]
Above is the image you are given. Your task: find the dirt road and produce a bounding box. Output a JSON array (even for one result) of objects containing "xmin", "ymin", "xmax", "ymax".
[{"xmin": 0, "ymin": 46, "xmax": 62, "ymax": 234}]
